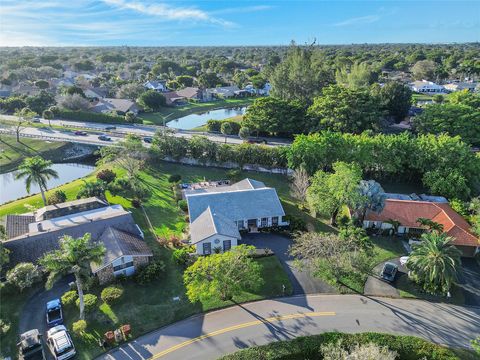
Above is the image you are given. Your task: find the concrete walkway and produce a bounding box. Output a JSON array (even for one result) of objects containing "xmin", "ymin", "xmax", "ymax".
[{"xmin": 97, "ymin": 294, "xmax": 480, "ymax": 360}]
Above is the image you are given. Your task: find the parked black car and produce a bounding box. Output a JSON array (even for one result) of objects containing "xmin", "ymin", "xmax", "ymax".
[{"xmin": 380, "ymin": 262, "xmax": 398, "ymax": 282}]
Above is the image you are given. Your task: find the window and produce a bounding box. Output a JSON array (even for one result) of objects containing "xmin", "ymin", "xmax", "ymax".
[
  {"xmin": 203, "ymin": 242, "xmax": 212, "ymax": 255},
  {"xmin": 223, "ymin": 240, "xmax": 231, "ymax": 251},
  {"xmin": 261, "ymin": 218, "xmax": 268, "ymax": 227},
  {"xmin": 237, "ymin": 220, "xmax": 244, "ymax": 230},
  {"xmin": 113, "ymin": 261, "xmax": 134, "ymax": 272},
  {"xmin": 272, "ymin": 216, "xmax": 278, "ymax": 226}
]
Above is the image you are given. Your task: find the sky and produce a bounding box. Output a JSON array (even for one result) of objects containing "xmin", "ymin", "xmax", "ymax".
[{"xmin": 0, "ymin": 0, "xmax": 479, "ymax": 46}]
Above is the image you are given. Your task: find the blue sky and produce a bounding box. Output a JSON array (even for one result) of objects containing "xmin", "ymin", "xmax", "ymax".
[{"xmin": 0, "ymin": 1, "xmax": 478, "ymax": 46}]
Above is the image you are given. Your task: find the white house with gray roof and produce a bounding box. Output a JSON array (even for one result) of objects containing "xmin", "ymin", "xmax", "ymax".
[{"xmin": 185, "ymin": 179, "xmax": 288, "ymax": 255}]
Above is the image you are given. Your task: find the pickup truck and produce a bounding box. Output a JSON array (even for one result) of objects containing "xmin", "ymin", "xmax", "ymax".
[
  {"xmin": 46, "ymin": 325, "xmax": 76, "ymax": 360},
  {"xmin": 46, "ymin": 299, "xmax": 63, "ymax": 327},
  {"xmin": 17, "ymin": 329, "xmax": 46, "ymax": 360}
]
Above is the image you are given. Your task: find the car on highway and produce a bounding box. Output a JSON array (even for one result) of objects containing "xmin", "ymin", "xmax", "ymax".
[
  {"xmin": 32, "ymin": 116, "xmax": 42, "ymax": 123},
  {"xmin": 380, "ymin": 262, "xmax": 398, "ymax": 282},
  {"xmin": 46, "ymin": 325, "xmax": 76, "ymax": 360},
  {"xmin": 246, "ymin": 139, "xmax": 267, "ymax": 144},
  {"xmin": 74, "ymin": 130, "xmax": 87, "ymax": 136},
  {"xmin": 143, "ymin": 136, "xmax": 153, "ymax": 143},
  {"xmin": 17, "ymin": 329, "xmax": 46, "ymax": 360},
  {"xmin": 98, "ymin": 134, "xmax": 111, "ymax": 141},
  {"xmin": 104, "ymin": 126, "xmax": 116, "ymax": 130}
]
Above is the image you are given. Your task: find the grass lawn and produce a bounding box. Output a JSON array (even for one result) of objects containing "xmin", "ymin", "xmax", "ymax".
[
  {"xmin": 191, "ymin": 114, "xmax": 244, "ymax": 132},
  {"xmin": 65, "ymin": 252, "xmax": 291, "ymax": 360},
  {"xmin": 139, "ymin": 98, "xmax": 253, "ymax": 125},
  {"xmin": 0, "ymin": 135, "xmax": 70, "ymax": 172},
  {"xmin": 412, "ymin": 93, "xmax": 434, "ymax": 101}
]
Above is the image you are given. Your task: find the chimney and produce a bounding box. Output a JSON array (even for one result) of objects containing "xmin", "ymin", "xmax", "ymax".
[{"xmin": 37, "ymin": 223, "xmax": 44, "ymax": 232}]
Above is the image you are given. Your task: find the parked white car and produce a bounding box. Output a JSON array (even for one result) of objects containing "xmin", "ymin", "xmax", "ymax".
[
  {"xmin": 46, "ymin": 325, "xmax": 76, "ymax": 360},
  {"xmin": 400, "ymin": 256, "xmax": 409, "ymax": 266}
]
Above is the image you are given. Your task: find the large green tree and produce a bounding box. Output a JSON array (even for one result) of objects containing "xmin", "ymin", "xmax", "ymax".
[
  {"xmin": 269, "ymin": 43, "xmax": 333, "ymax": 104},
  {"xmin": 411, "ymin": 60, "xmax": 438, "ymax": 81},
  {"xmin": 308, "ymin": 85, "xmax": 383, "ymax": 133},
  {"xmin": 137, "ymin": 90, "xmax": 166, "ymax": 111},
  {"xmin": 40, "ymin": 234, "xmax": 105, "ymax": 320},
  {"xmin": 183, "ymin": 245, "xmax": 263, "ymax": 302},
  {"xmin": 406, "ymin": 232, "xmax": 462, "ymax": 295},
  {"xmin": 15, "ymin": 156, "xmax": 59, "ymax": 206},
  {"xmin": 413, "ymin": 103, "xmax": 480, "ymax": 146},
  {"xmin": 376, "ymin": 81, "xmax": 412, "ymax": 122},
  {"xmin": 307, "ymin": 162, "xmax": 364, "ymax": 225},
  {"xmin": 243, "ymin": 97, "xmax": 306, "ymax": 136},
  {"xmin": 335, "ymin": 62, "xmax": 377, "ymax": 89}
]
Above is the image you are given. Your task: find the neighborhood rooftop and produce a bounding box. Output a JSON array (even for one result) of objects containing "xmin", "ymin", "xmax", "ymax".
[{"xmin": 190, "ymin": 206, "xmax": 241, "ymax": 244}]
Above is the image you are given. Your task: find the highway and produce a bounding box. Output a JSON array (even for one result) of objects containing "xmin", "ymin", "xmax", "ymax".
[
  {"xmin": 97, "ymin": 294, "xmax": 480, "ymax": 360},
  {"xmin": 0, "ymin": 115, "xmax": 291, "ymax": 147}
]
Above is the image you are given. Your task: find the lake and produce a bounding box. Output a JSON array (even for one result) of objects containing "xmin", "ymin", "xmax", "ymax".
[
  {"xmin": 167, "ymin": 107, "xmax": 247, "ymax": 130},
  {"xmin": 0, "ymin": 163, "xmax": 95, "ymax": 204}
]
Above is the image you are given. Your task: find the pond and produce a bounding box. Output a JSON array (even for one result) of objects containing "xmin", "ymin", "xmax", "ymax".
[
  {"xmin": 0, "ymin": 163, "xmax": 95, "ymax": 204},
  {"xmin": 167, "ymin": 107, "xmax": 247, "ymax": 130}
]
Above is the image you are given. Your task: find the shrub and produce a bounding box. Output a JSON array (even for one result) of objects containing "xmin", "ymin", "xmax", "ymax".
[
  {"xmin": 178, "ymin": 199, "xmax": 188, "ymax": 212},
  {"xmin": 135, "ymin": 260, "xmax": 166, "ymax": 285},
  {"xmin": 168, "ymin": 174, "xmax": 182, "ymax": 183},
  {"xmin": 101, "ymin": 285, "xmax": 124, "ymax": 304},
  {"xmin": 72, "ymin": 320, "xmax": 87, "ymax": 335},
  {"xmin": 226, "ymin": 169, "xmax": 242, "ymax": 181},
  {"xmin": 172, "ymin": 247, "xmax": 194, "ymax": 267},
  {"xmin": 61, "ymin": 290, "xmax": 78, "ymax": 306},
  {"xmin": 96, "ymin": 169, "xmax": 116, "ymax": 184},
  {"xmin": 0, "ymin": 319, "xmax": 11, "ymax": 336},
  {"xmin": 131, "ymin": 198, "xmax": 142, "ymax": 208},
  {"xmin": 75, "ymin": 294, "xmax": 97, "ymax": 312},
  {"xmin": 6, "ymin": 262, "xmax": 41, "ymax": 291},
  {"xmin": 284, "ymin": 215, "xmax": 307, "ymax": 232},
  {"xmin": 56, "ymin": 109, "xmax": 142, "ymax": 124},
  {"xmin": 47, "ymin": 190, "xmax": 67, "ymax": 205}
]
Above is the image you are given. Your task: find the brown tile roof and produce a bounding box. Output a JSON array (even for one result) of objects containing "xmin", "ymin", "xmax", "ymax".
[
  {"xmin": 365, "ymin": 199, "xmax": 479, "ymax": 247},
  {"xmin": 6, "ymin": 215, "xmax": 35, "ymax": 239}
]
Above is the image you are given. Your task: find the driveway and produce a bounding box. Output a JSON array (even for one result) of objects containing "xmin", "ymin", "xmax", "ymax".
[
  {"xmin": 97, "ymin": 294, "xmax": 480, "ymax": 360},
  {"xmin": 239, "ymin": 233, "xmax": 336, "ymax": 295},
  {"xmin": 458, "ymin": 258, "xmax": 480, "ymax": 306},
  {"xmin": 364, "ymin": 258, "xmax": 407, "ymax": 298},
  {"xmin": 19, "ymin": 276, "xmax": 72, "ymax": 335}
]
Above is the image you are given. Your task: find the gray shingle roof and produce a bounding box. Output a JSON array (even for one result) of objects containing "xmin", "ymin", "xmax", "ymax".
[
  {"xmin": 91, "ymin": 227, "xmax": 152, "ymax": 272},
  {"xmin": 190, "ymin": 207, "xmax": 241, "ymax": 244},
  {"xmin": 6, "ymin": 215, "xmax": 35, "ymax": 239},
  {"xmin": 186, "ymin": 178, "xmax": 285, "ymax": 223},
  {"xmin": 35, "ymin": 197, "xmax": 107, "ymax": 221}
]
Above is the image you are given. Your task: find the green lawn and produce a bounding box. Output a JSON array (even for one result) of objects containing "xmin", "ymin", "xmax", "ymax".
[
  {"xmin": 412, "ymin": 93, "xmax": 434, "ymax": 101},
  {"xmin": 139, "ymin": 98, "xmax": 253, "ymax": 125},
  {"xmin": 0, "ymin": 135, "xmax": 70, "ymax": 172},
  {"xmin": 191, "ymin": 114, "xmax": 244, "ymax": 132},
  {"xmin": 65, "ymin": 253, "xmax": 291, "ymax": 360}
]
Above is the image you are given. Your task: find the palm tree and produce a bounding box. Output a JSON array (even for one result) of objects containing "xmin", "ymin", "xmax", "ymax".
[
  {"xmin": 416, "ymin": 217, "xmax": 444, "ymax": 233},
  {"xmin": 15, "ymin": 156, "xmax": 59, "ymax": 206},
  {"xmin": 406, "ymin": 232, "xmax": 462, "ymax": 295},
  {"xmin": 385, "ymin": 219, "xmax": 401, "ymax": 235},
  {"xmin": 40, "ymin": 234, "xmax": 105, "ymax": 320}
]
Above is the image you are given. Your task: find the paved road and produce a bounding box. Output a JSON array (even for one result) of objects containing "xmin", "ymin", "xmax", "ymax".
[
  {"xmin": 459, "ymin": 258, "xmax": 480, "ymax": 306},
  {"xmin": 0, "ymin": 115, "xmax": 291, "ymax": 147},
  {"xmin": 98, "ymin": 294, "xmax": 480, "ymax": 360},
  {"xmin": 240, "ymin": 234, "xmax": 336, "ymax": 295}
]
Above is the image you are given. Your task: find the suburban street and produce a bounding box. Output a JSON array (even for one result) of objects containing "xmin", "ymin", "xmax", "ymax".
[
  {"xmin": 0, "ymin": 115, "xmax": 291, "ymax": 147},
  {"xmin": 98, "ymin": 294, "xmax": 480, "ymax": 360}
]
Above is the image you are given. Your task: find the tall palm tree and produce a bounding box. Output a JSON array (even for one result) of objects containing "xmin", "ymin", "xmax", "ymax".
[
  {"xmin": 15, "ymin": 156, "xmax": 59, "ymax": 206},
  {"xmin": 40, "ymin": 234, "xmax": 105, "ymax": 320},
  {"xmin": 406, "ymin": 232, "xmax": 462, "ymax": 295},
  {"xmin": 416, "ymin": 217, "xmax": 444, "ymax": 234}
]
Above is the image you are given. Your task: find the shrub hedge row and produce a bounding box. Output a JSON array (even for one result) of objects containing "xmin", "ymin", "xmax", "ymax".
[
  {"xmin": 56, "ymin": 109, "xmax": 138, "ymax": 124},
  {"xmin": 219, "ymin": 332, "xmax": 461, "ymax": 360}
]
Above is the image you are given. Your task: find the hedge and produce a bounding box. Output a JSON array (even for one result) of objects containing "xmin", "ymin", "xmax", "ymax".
[
  {"xmin": 56, "ymin": 109, "xmax": 142, "ymax": 124},
  {"xmin": 219, "ymin": 332, "xmax": 461, "ymax": 360},
  {"xmin": 207, "ymin": 119, "xmax": 241, "ymax": 134}
]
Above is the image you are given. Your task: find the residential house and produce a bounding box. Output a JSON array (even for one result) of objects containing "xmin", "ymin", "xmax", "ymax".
[
  {"xmin": 207, "ymin": 86, "xmax": 240, "ymax": 99},
  {"xmin": 90, "ymin": 98, "xmax": 140, "ymax": 115},
  {"xmin": 184, "ymin": 178, "xmax": 288, "ymax": 255},
  {"xmin": 363, "ymin": 197, "xmax": 479, "ymax": 257},
  {"xmin": 12, "ymin": 83, "xmax": 42, "ymax": 97},
  {"xmin": 163, "ymin": 92, "xmax": 187, "ymax": 106},
  {"xmin": 84, "ymin": 87, "xmax": 107, "ymax": 100},
  {"xmin": 409, "ymin": 80, "xmax": 446, "ymax": 94},
  {"xmin": 244, "ymin": 82, "xmax": 271, "ymax": 96},
  {"xmin": 176, "ymin": 87, "xmax": 212, "ymax": 102},
  {"xmin": 4, "ymin": 197, "xmax": 152, "ymax": 284},
  {"xmin": 443, "ymin": 82, "xmax": 477, "ymax": 93},
  {"xmin": 144, "ymin": 80, "xmax": 168, "ymax": 92}
]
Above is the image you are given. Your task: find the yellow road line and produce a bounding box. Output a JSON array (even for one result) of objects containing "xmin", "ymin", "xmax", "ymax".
[{"xmin": 149, "ymin": 311, "xmax": 336, "ymax": 359}]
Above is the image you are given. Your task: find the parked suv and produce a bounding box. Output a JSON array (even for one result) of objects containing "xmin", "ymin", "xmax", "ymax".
[
  {"xmin": 18, "ymin": 329, "xmax": 46, "ymax": 360},
  {"xmin": 380, "ymin": 262, "xmax": 398, "ymax": 282},
  {"xmin": 46, "ymin": 325, "xmax": 76, "ymax": 360}
]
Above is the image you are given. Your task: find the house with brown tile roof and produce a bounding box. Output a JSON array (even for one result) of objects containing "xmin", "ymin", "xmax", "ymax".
[{"xmin": 364, "ymin": 199, "xmax": 479, "ymax": 257}]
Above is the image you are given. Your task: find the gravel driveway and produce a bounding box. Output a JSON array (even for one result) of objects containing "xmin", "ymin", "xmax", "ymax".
[{"xmin": 239, "ymin": 233, "xmax": 337, "ymax": 295}]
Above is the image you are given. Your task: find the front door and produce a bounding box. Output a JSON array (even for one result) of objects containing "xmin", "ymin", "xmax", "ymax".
[{"xmin": 247, "ymin": 219, "xmax": 257, "ymax": 228}]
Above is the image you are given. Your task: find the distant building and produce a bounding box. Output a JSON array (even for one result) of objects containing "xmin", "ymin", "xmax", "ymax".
[
  {"xmin": 90, "ymin": 98, "xmax": 140, "ymax": 115},
  {"xmin": 443, "ymin": 82, "xmax": 477, "ymax": 93},
  {"xmin": 409, "ymin": 80, "xmax": 446, "ymax": 94},
  {"xmin": 4, "ymin": 197, "xmax": 152, "ymax": 284},
  {"xmin": 144, "ymin": 80, "xmax": 168, "ymax": 92}
]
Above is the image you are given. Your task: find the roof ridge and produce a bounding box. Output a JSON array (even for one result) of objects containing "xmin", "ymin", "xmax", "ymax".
[
  {"xmin": 207, "ymin": 206, "xmax": 218, "ymax": 235},
  {"xmin": 186, "ymin": 187, "xmax": 272, "ymax": 197}
]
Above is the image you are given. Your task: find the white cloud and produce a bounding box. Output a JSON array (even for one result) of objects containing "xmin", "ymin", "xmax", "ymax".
[
  {"xmin": 334, "ymin": 14, "xmax": 381, "ymax": 27},
  {"xmin": 101, "ymin": 0, "xmax": 235, "ymax": 27}
]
